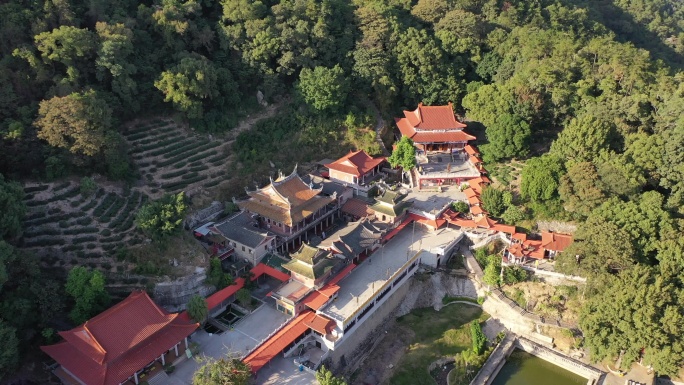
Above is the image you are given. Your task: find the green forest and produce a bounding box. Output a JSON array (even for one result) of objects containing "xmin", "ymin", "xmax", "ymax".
[{"xmin": 1, "ymin": 0, "xmax": 684, "ymax": 381}]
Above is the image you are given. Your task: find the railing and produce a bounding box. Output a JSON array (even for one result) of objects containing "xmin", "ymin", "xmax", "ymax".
[
  {"xmin": 275, "ymin": 205, "xmax": 338, "ymax": 244},
  {"xmin": 516, "ymin": 337, "xmax": 604, "ymax": 381}
]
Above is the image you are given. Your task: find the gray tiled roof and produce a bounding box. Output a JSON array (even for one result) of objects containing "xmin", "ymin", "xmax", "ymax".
[
  {"xmin": 302, "ymin": 174, "xmax": 351, "ymax": 197},
  {"xmin": 319, "ymin": 219, "xmax": 384, "ymax": 259},
  {"xmin": 214, "ymin": 212, "xmax": 272, "ymax": 248}
]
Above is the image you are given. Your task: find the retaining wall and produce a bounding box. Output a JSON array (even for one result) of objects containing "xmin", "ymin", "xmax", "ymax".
[{"xmin": 516, "ymin": 337, "xmax": 605, "ymax": 384}]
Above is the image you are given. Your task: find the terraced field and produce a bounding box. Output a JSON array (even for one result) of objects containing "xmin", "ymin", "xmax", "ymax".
[
  {"xmin": 21, "ymin": 181, "xmax": 147, "ymax": 277},
  {"xmin": 124, "ymin": 118, "xmax": 231, "ymax": 198},
  {"xmin": 19, "ymin": 105, "xmax": 283, "ymax": 291}
]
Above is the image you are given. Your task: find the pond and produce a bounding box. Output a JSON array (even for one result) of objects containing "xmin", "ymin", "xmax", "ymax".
[{"xmin": 491, "ymin": 350, "xmax": 586, "ymax": 385}]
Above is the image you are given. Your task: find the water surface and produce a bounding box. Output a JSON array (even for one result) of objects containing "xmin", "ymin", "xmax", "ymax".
[{"xmin": 491, "ymin": 350, "xmax": 586, "ymax": 385}]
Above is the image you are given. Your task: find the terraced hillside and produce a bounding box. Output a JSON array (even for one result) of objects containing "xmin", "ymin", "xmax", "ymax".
[
  {"xmin": 124, "ymin": 118, "xmax": 231, "ymax": 198},
  {"xmin": 21, "ymin": 181, "xmax": 147, "ymax": 277}
]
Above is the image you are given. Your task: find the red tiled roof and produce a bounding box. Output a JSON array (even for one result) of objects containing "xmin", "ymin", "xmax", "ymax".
[
  {"xmin": 464, "ymin": 188, "xmax": 479, "ymax": 198},
  {"xmin": 508, "ymin": 240, "xmax": 544, "ymax": 260},
  {"xmin": 305, "ymin": 314, "xmax": 335, "ymax": 335},
  {"xmin": 441, "ymin": 209, "xmax": 476, "ymax": 228},
  {"xmin": 492, "ymin": 223, "xmax": 516, "ymax": 234},
  {"xmin": 464, "ymin": 145, "xmax": 479, "ymax": 156},
  {"xmin": 302, "ymin": 291, "xmax": 331, "ymax": 311},
  {"xmin": 404, "ymin": 103, "xmax": 467, "ymax": 130},
  {"xmin": 541, "ymin": 232, "xmax": 573, "ymax": 252},
  {"xmin": 342, "ymin": 198, "xmax": 374, "ymax": 218},
  {"xmin": 467, "ymin": 195, "xmax": 482, "ymax": 205},
  {"xmin": 512, "ymin": 233, "xmax": 527, "ymax": 242},
  {"xmin": 251, "ymin": 263, "xmax": 290, "ymax": 282},
  {"xmin": 318, "ymin": 284, "xmax": 340, "ymax": 297},
  {"xmin": 325, "ymin": 150, "xmax": 385, "ymax": 177},
  {"xmin": 244, "ymin": 310, "xmax": 313, "ymax": 373},
  {"xmin": 475, "ymin": 216, "xmax": 498, "ymax": 229},
  {"xmin": 326, "ymin": 264, "xmax": 357, "ymax": 286},
  {"xmin": 382, "ymin": 215, "xmax": 413, "ymax": 242},
  {"xmin": 470, "ymin": 206, "xmax": 487, "ymax": 215},
  {"xmin": 411, "ymin": 130, "xmax": 476, "ymax": 143},
  {"xmin": 206, "ymin": 278, "xmax": 245, "ymax": 310},
  {"xmin": 468, "ymin": 177, "xmax": 490, "ymax": 194},
  {"xmin": 41, "ymin": 291, "xmax": 198, "ymax": 385},
  {"xmin": 395, "ymin": 104, "xmax": 475, "ymax": 144},
  {"xmin": 409, "ymin": 213, "xmax": 446, "ymax": 230},
  {"xmin": 469, "ymin": 155, "xmax": 482, "ymax": 165}
]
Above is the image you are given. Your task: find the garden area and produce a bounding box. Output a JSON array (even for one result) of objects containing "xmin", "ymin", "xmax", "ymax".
[{"xmin": 389, "ymin": 303, "xmax": 489, "ymax": 385}]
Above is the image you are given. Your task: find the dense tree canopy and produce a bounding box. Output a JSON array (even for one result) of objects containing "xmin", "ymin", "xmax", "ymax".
[
  {"xmin": 520, "ymin": 155, "xmax": 565, "ymax": 202},
  {"xmin": 187, "ymin": 295, "xmax": 208, "ymax": 325},
  {"xmin": 65, "ymin": 266, "xmax": 111, "ymax": 324},
  {"xmin": 297, "ymin": 65, "xmax": 350, "ymax": 113},
  {"xmin": 34, "ymin": 90, "xmax": 113, "ymax": 156},
  {"xmin": 192, "ymin": 357, "xmax": 251, "ymax": 385},
  {"xmin": 135, "ymin": 192, "xmax": 188, "ymax": 241},
  {"xmin": 0, "ymin": 174, "xmax": 25, "ymax": 240},
  {"xmin": 0, "ymin": 0, "xmax": 683, "ymax": 378}
]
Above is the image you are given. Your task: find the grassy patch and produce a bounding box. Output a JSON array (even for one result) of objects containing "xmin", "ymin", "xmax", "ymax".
[{"xmin": 390, "ymin": 304, "xmax": 487, "ymax": 385}]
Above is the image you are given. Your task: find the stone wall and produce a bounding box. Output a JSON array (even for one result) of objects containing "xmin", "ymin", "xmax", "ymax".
[
  {"xmin": 327, "ymin": 270, "xmax": 479, "ymax": 375},
  {"xmin": 154, "ymin": 268, "xmax": 212, "ymax": 311},
  {"xmin": 516, "ymin": 337, "xmax": 605, "ymax": 383}
]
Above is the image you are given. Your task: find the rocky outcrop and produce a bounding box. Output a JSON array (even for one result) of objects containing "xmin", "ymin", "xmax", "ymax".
[{"xmin": 397, "ymin": 269, "xmax": 480, "ymax": 316}]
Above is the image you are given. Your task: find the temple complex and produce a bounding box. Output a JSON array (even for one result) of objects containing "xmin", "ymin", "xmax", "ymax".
[
  {"xmin": 236, "ymin": 167, "xmax": 338, "ymax": 251},
  {"xmin": 395, "ymin": 103, "xmax": 482, "ymax": 189},
  {"xmin": 325, "ymin": 150, "xmax": 386, "ymax": 194},
  {"xmin": 274, "ymin": 244, "xmax": 343, "ymax": 315},
  {"xmin": 41, "ymin": 291, "xmax": 198, "ymax": 385}
]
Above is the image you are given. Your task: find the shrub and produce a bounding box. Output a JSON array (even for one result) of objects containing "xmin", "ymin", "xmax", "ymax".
[
  {"xmin": 470, "ymin": 321, "xmax": 487, "ymax": 355},
  {"xmin": 503, "ymin": 266, "xmax": 528, "ymax": 285},
  {"xmin": 80, "ymin": 177, "xmax": 97, "ymax": 197}
]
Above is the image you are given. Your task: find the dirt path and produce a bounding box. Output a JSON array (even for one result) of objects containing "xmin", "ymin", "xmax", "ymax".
[
  {"xmin": 226, "ymin": 100, "xmax": 285, "ymax": 143},
  {"xmin": 366, "ymin": 100, "xmax": 390, "ymax": 156}
]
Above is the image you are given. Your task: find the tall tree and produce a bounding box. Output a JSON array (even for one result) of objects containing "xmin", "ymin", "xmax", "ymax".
[
  {"xmin": 387, "ymin": 136, "xmax": 417, "ymax": 185},
  {"xmin": 316, "ymin": 365, "xmax": 347, "ymax": 385},
  {"xmin": 0, "ymin": 319, "xmax": 18, "ymax": 381},
  {"xmin": 480, "ymin": 113, "xmax": 531, "ymax": 163},
  {"xmin": 155, "ymin": 55, "xmax": 219, "ymax": 119},
  {"xmin": 558, "ymin": 162, "xmax": 607, "ymax": 216},
  {"xmin": 135, "ymin": 192, "xmax": 188, "ymax": 242},
  {"xmin": 480, "ymin": 187, "xmax": 506, "ymax": 217},
  {"xmin": 0, "ymin": 174, "xmax": 25, "ymax": 240},
  {"xmin": 297, "ymin": 65, "xmax": 349, "ymax": 113},
  {"xmin": 550, "ymin": 114, "xmax": 615, "ymax": 164},
  {"xmin": 65, "ymin": 266, "xmax": 111, "ymax": 324},
  {"xmin": 34, "ymin": 90, "xmax": 113, "ymax": 157},
  {"xmin": 187, "ymin": 295, "xmax": 208, "ymax": 325},
  {"xmin": 556, "ymin": 216, "xmax": 636, "ymax": 276},
  {"xmin": 394, "ymin": 27, "xmax": 463, "ymax": 105},
  {"xmin": 580, "ymin": 266, "xmax": 684, "ymax": 376},
  {"xmin": 520, "ymin": 155, "xmax": 564, "ymax": 202},
  {"xmin": 95, "ymin": 22, "xmax": 138, "ymax": 111},
  {"xmin": 192, "ymin": 357, "xmax": 251, "ymax": 385},
  {"xmin": 34, "ymin": 26, "xmax": 97, "ymax": 86}
]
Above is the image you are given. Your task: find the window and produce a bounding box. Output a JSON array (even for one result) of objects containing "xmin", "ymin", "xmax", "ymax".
[
  {"xmin": 242, "ymin": 246, "xmax": 245, "ymax": 251},
  {"xmin": 248, "ymin": 248, "xmax": 252, "ymax": 254}
]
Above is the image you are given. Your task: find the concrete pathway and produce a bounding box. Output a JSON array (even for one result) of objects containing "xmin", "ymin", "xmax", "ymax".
[
  {"xmin": 470, "ymin": 334, "xmax": 516, "ymax": 385},
  {"xmin": 256, "ymin": 355, "xmax": 316, "ymax": 385}
]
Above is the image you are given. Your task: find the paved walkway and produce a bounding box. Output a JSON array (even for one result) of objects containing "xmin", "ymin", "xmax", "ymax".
[
  {"xmin": 171, "ymin": 305, "xmax": 291, "ymax": 384},
  {"xmin": 470, "ymin": 334, "xmax": 516, "ymax": 385},
  {"xmin": 256, "ymin": 355, "xmax": 316, "ymax": 385}
]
